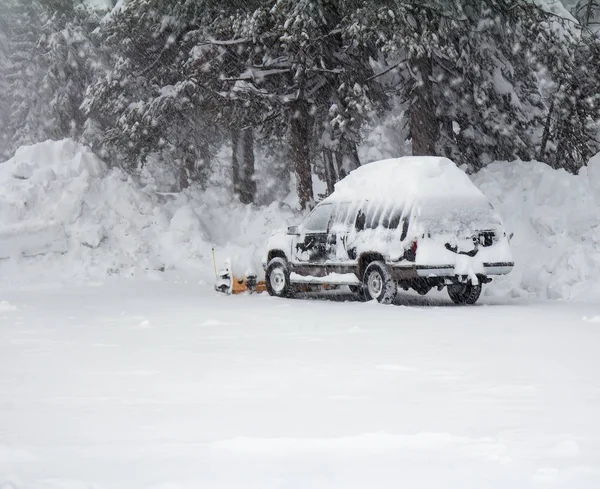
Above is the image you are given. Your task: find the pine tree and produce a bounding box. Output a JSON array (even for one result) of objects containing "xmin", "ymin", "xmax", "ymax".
[
  {"xmin": 185, "ymin": 2, "xmax": 264, "ymax": 203},
  {"xmin": 3, "ymin": 0, "xmax": 47, "ymax": 154},
  {"xmin": 539, "ymin": 0, "xmax": 600, "ymax": 170},
  {"xmin": 0, "ymin": 4, "xmax": 13, "ymax": 159},
  {"xmin": 233, "ymin": 0, "xmax": 386, "ymax": 208},
  {"xmin": 0, "ymin": 0, "xmax": 99, "ymax": 158},
  {"xmin": 84, "ymin": 0, "xmax": 223, "ymax": 189},
  {"xmin": 351, "ymin": 0, "xmax": 571, "ymax": 171},
  {"xmin": 38, "ymin": 1, "xmax": 100, "ymax": 141}
]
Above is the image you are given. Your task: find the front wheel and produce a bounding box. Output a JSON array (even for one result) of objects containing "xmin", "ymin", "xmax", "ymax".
[
  {"xmin": 447, "ymin": 282, "xmax": 482, "ymax": 305},
  {"xmin": 348, "ymin": 284, "xmax": 366, "ymax": 302},
  {"xmin": 363, "ymin": 261, "xmax": 397, "ymax": 304},
  {"xmin": 265, "ymin": 257, "xmax": 294, "ymax": 298}
]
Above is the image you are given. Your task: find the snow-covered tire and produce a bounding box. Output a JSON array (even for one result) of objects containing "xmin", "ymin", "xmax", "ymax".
[
  {"xmin": 447, "ymin": 282, "xmax": 482, "ymax": 305},
  {"xmin": 362, "ymin": 261, "xmax": 397, "ymax": 304},
  {"xmin": 265, "ymin": 257, "xmax": 294, "ymax": 298}
]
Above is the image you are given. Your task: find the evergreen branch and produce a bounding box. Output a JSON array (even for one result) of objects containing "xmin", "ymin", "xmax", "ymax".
[{"xmin": 365, "ymin": 59, "xmax": 407, "ymax": 82}]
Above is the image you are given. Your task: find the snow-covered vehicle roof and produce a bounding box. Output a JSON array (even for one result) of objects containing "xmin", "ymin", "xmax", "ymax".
[
  {"xmin": 329, "ymin": 156, "xmax": 486, "ymax": 202},
  {"xmin": 324, "ymin": 156, "xmax": 503, "ymax": 236}
]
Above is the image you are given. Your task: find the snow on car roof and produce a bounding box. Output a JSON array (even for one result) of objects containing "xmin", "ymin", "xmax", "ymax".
[{"xmin": 329, "ymin": 156, "xmax": 486, "ymax": 203}]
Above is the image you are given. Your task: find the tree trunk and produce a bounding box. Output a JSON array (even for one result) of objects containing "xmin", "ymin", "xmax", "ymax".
[
  {"xmin": 339, "ymin": 143, "xmax": 361, "ymax": 177},
  {"xmin": 231, "ymin": 128, "xmax": 241, "ymax": 197},
  {"xmin": 539, "ymin": 95, "xmax": 556, "ymax": 162},
  {"xmin": 179, "ymin": 157, "xmax": 195, "ymax": 191},
  {"xmin": 323, "ymin": 150, "xmax": 336, "ymax": 195},
  {"xmin": 239, "ymin": 127, "xmax": 256, "ymax": 204},
  {"xmin": 290, "ymin": 99, "xmax": 313, "ymax": 210},
  {"xmin": 350, "ymin": 143, "xmax": 361, "ymax": 170},
  {"xmin": 410, "ymin": 55, "xmax": 438, "ymax": 156}
]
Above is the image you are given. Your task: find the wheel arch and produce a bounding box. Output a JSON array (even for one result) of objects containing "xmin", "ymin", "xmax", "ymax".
[
  {"xmin": 267, "ymin": 249, "xmax": 288, "ymax": 263},
  {"xmin": 358, "ymin": 252, "xmax": 385, "ymax": 279}
]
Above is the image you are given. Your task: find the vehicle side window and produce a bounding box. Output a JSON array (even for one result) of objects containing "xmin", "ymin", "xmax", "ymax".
[
  {"xmin": 400, "ymin": 217, "xmax": 409, "ymax": 241},
  {"xmin": 355, "ymin": 208, "xmax": 366, "ymax": 231},
  {"xmin": 387, "ymin": 207, "xmax": 403, "ymax": 229},
  {"xmin": 365, "ymin": 203, "xmax": 385, "ymax": 229},
  {"xmin": 383, "ymin": 206, "xmax": 409, "ymax": 240},
  {"xmin": 332, "ymin": 202, "xmax": 351, "ymax": 226},
  {"xmin": 303, "ymin": 203, "xmax": 333, "ymax": 233}
]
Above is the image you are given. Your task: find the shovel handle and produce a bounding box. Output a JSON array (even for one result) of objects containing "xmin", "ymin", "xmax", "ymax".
[{"xmin": 212, "ymin": 247, "xmax": 217, "ymax": 277}]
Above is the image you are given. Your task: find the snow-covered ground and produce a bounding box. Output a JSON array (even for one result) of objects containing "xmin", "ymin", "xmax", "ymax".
[
  {"xmin": 1, "ymin": 138, "xmax": 600, "ymax": 487},
  {"xmin": 1, "ymin": 280, "xmax": 600, "ymax": 489}
]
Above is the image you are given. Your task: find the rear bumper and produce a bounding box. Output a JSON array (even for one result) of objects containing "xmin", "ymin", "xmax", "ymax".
[
  {"xmin": 415, "ymin": 262, "xmax": 514, "ymax": 278},
  {"xmin": 388, "ymin": 262, "xmax": 514, "ymax": 280}
]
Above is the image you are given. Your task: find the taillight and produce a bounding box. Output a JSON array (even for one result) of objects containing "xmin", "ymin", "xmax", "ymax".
[
  {"xmin": 411, "ymin": 240, "xmax": 418, "ymax": 254},
  {"xmin": 404, "ymin": 240, "xmax": 418, "ymax": 262}
]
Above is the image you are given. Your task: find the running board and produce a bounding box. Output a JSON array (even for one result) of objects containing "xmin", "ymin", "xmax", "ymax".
[{"xmin": 290, "ymin": 272, "xmax": 360, "ymax": 286}]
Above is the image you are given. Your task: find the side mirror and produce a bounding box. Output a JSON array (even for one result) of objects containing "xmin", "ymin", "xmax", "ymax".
[{"xmin": 287, "ymin": 225, "xmax": 300, "ymax": 235}]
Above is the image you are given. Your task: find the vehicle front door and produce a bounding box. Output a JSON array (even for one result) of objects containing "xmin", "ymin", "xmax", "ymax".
[{"xmin": 294, "ymin": 203, "xmax": 333, "ymax": 266}]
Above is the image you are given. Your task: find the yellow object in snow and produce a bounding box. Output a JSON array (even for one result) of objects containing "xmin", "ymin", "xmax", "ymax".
[{"xmin": 214, "ymin": 258, "xmax": 266, "ymax": 295}]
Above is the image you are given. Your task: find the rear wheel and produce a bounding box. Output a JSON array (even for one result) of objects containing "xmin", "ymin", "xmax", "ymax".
[
  {"xmin": 447, "ymin": 282, "xmax": 482, "ymax": 305},
  {"xmin": 363, "ymin": 261, "xmax": 397, "ymax": 304},
  {"xmin": 265, "ymin": 257, "xmax": 294, "ymax": 298}
]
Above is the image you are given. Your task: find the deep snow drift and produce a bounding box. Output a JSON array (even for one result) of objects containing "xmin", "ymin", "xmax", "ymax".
[
  {"xmin": 0, "ymin": 140, "xmax": 297, "ymax": 285},
  {"xmin": 1, "ymin": 281, "xmax": 600, "ymax": 489},
  {"xmin": 474, "ymin": 158, "xmax": 600, "ymax": 301},
  {"xmin": 0, "ymin": 139, "xmax": 599, "ymax": 300}
]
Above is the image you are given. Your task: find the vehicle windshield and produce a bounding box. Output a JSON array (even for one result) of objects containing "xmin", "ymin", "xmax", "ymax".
[{"xmin": 302, "ymin": 203, "xmax": 333, "ymax": 233}]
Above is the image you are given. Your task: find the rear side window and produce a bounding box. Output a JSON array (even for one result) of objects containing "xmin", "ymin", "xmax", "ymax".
[
  {"xmin": 332, "ymin": 202, "xmax": 352, "ymax": 226},
  {"xmin": 303, "ymin": 203, "xmax": 333, "ymax": 233},
  {"xmin": 382, "ymin": 205, "xmax": 409, "ymax": 240},
  {"xmin": 355, "ymin": 208, "xmax": 366, "ymax": 231},
  {"xmin": 365, "ymin": 203, "xmax": 385, "ymax": 229},
  {"xmin": 386, "ymin": 207, "xmax": 403, "ymax": 229}
]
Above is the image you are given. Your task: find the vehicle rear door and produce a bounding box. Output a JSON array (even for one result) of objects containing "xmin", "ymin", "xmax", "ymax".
[{"xmin": 326, "ymin": 202, "xmax": 357, "ymax": 263}]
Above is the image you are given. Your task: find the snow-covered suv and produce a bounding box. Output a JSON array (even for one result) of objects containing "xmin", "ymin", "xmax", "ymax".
[{"xmin": 264, "ymin": 157, "xmax": 514, "ymax": 305}]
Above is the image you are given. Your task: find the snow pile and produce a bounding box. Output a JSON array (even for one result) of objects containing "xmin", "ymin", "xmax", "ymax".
[
  {"xmin": 1, "ymin": 139, "xmax": 599, "ymax": 301},
  {"xmin": 0, "ymin": 139, "xmax": 298, "ymax": 286},
  {"xmin": 473, "ymin": 159, "xmax": 600, "ymax": 301},
  {"xmin": 160, "ymin": 187, "xmax": 298, "ymax": 279}
]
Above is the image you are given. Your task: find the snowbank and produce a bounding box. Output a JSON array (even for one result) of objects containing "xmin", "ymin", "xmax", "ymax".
[
  {"xmin": 473, "ymin": 159, "xmax": 600, "ymax": 301},
  {"xmin": 1, "ymin": 139, "xmax": 599, "ymax": 301},
  {"xmin": 0, "ymin": 140, "xmax": 298, "ymax": 287}
]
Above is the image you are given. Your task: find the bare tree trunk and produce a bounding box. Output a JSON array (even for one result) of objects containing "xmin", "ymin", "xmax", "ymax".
[
  {"xmin": 290, "ymin": 99, "xmax": 313, "ymax": 210},
  {"xmin": 239, "ymin": 127, "xmax": 256, "ymax": 204},
  {"xmin": 179, "ymin": 157, "xmax": 195, "ymax": 190},
  {"xmin": 539, "ymin": 95, "xmax": 556, "ymax": 162},
  {"xmin": 410, "ymin": 56, "xmax": 438, "ymax": 156},
  {"xmin": 323, "ymin": 150, "xmax": 336, "ymax": 195},
  {"xmin": 231, "ymin": 128, "xmax": 241, "ymax": 197},
  {"xmin": 350, "ymin": 143, "xmax": 361, "ymax": 170}
]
